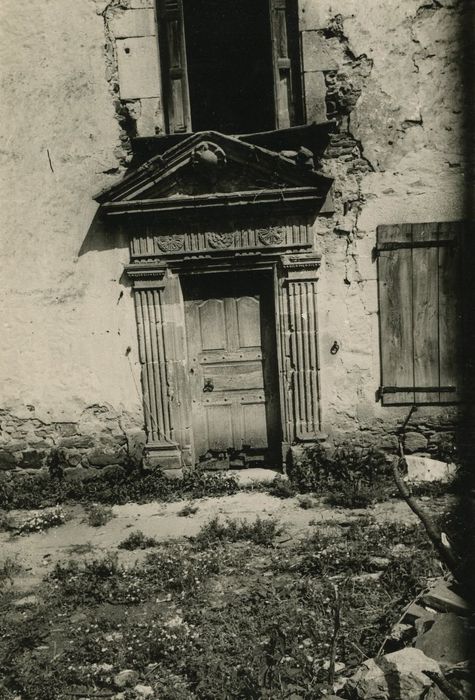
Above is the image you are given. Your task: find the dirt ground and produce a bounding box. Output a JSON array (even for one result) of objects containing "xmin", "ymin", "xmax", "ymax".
[{"xmin": 1, "ymin": 486, "xmax": 422, "ymax": 596}]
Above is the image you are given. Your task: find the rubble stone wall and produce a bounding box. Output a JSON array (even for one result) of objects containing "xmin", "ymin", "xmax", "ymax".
[{"xmin": 0, "ymin": 0, "xmax": 468, "ymax": 472}]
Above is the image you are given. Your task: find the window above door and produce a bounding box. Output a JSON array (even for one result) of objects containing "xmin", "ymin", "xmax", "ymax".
[{"xmin": 157, "ymin": 0, "xmax": 303, "ymax": 135}]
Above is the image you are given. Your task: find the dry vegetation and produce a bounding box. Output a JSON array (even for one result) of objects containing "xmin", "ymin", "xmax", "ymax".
[{"xmin": 0, "ymin": 512, "xmax": 451, "ymax": 700}]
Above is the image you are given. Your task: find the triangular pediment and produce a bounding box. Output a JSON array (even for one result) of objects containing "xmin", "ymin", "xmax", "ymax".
[{"xmin": 95, "ymin": 131, "xmax": 333, "ymax": 214}]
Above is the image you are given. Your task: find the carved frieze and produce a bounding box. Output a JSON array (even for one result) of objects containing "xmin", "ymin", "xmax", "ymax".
[
  {"xmin": 207, "ymin": 231, "xmax": 234, "ymax": 248},
  {"xmin": 257, "ymin": 227, "xmax": 285, "ymax": 246},
  {"xmin": 130, "ymin": 217, "xmax": 312, "ymax": 259},
  {"xmin": 157, "ymin": 234, "xmax": 185, "ymax": 252}
]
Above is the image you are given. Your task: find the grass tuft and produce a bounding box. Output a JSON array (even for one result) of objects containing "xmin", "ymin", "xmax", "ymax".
[
  {"xmin": 178, "ymin": 502, "xmax": 199, "ymax": 517},
  {"xmin": 85, "ymin": 504, "xmax": 114, "ymax": 528},
  {"xmin": 118, "ymin": 530, "xmax": 158, "ymax": 550},
  {"xmin": 194, "ymin": 515, "xmax": 282, "ymax": 547}
]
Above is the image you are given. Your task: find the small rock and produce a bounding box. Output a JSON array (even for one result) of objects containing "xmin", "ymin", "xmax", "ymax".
[
  {"xmin": 93, "ymin": 662, "xmax": 114, "ymax": 674},
  {"xmin": 405, "ymin": 455, "xmax": 456, "ymax": 483},
  {"xmin": 424, "ymin": 685, "xmax": 450, "ymax": 700},
  {"xmin": 403, "ymin": 603, "xmax": 437, "ymax": 625},
  {"xmin": 14, "ymin": 595, "xmax": 38, "ymax": 609},
  {"xmin": 414, "ymin": 616, "xmax": 435, "ymax": 636},
  {"xmin": 414, "ymin": 613, "xmax": 469, "ymax": 666},
  {"xmin": 404, "ymin": 432, "xmax": 429, "ymax": 453},
  {"xmin": 164, "ymin": 614, "xmax": 184, "ymax": 628},
  {"xmin": 19, "ymin": 450, "xmax": 45, "ymax": 468},
  {"xmin": 352, "ymin": 572, "xmax": 382, "ymax": 583},
  {"xmin": 389, "ymin": 623, "xmax": 414, "ymax": 642},
  {"xmin": 88, "ymin": 449, "xmax": 125, "ymax": 467},
  {"xmin": 369, "ymin": 556, "xmax": 390, "ymax": 570},
  {"xmin": 234, "ymin": 587, "xmax": 249, "ymax": 595},
  {"xmin": 390, "ymin": 543, "xmax": 411, "ymax": 558},
  {"xmin": 134, "ymin": 685, "xmax": 154, "ymax": 698},
  {"xmin": 114, "ymin": 670, "xmax": 139, "ymax": 688},
  {"xmin": 226, "ymin": 468, "xmax": 285, "ymax": 485},
  {"xmin": 422, "ymin": 581, "xmax": 470, "ymax": 616},
  {"xmin": 348, "ymin": 647, "xmax": 441, "ymax": 700},
  {"xmin": 322, "ymin": 660, "xmax": 346, "ymax": 673},
  {"xmin": 104, "ymin": 631, "xmax": 123, "ymax": 642},
  {"xmin": 0, "ymin": 450, "xmax": 17, "ymax": 469}
]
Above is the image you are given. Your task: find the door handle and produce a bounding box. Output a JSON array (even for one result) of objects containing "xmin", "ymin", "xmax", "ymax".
[{"xmin": 203, "ymin": 378, "xmax": 214, "ymax": 392}]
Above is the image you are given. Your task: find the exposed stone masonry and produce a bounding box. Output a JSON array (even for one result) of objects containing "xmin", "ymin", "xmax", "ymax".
[
  {"xmin": 0, "ymin": 404, "xmax": 457, "ymax": 476},
  {"xmin": 0, "ymin": 406, "xmax": 146, "ymax": 476}
]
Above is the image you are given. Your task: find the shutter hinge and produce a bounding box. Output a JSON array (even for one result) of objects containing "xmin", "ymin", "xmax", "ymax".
[
  {"xmin": 373, "ymin": 239, "xmax": 455, "ymax": 258},
  {"xmin": 379, "ymin": 385, "xmax": 456, "ymax": 395}
]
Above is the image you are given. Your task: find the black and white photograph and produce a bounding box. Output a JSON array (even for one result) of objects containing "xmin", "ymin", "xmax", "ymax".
[{"xmin": 1, "ymin": 0, "xmax": 474, "ymax": 698}]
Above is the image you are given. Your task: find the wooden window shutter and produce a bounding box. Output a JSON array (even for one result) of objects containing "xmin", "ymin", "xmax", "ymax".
[
  {"xmin": 269, "ymin": 0, "xmax": 294, "ymax": 129},
  {"xmin": 377, "ymin": 222, "xmax": 463, "ymax": 405},
  {"xmin": 157, "ymin": 0, "xmax": 191, "ymax": 133}
]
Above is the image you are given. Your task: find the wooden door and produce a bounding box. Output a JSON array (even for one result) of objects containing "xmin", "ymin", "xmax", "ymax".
[{"xmin": 183, "ymin": 272, "xmax": 281, "ymax": 465}]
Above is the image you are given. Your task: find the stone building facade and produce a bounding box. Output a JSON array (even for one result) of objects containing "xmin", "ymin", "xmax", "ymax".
[{"xmin": 1, "ymin": 0, "xmax": 470, "ymax": 475}]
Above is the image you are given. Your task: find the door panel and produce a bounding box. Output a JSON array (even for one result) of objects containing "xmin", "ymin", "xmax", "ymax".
[
  {"xmin": 183, "ymin": 272, "xmax": 280, "ymax": 464},
  {"xmin": 198, "ymin": 299, "xmax": 226, "ymax": 350},
  {"xmin": 205, "ymin": 403, "xmax": 234, "ymax": 451},
  {"xmin": 242, "ymin": 400, "xmax": 268, "ymax": 448},
  {"xmin": 236, "ymin": 296, "xmax": 261, "ymax": 347}
]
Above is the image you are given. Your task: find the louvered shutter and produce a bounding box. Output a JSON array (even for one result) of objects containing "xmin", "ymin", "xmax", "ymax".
[
  {"xmin": 157, "ymin": 0, "xmax": 191, "ymax": 133},
  {"xmin": 377, "ymin": 222, "xmax": 463, "ymax": 405},
  {"xmin": 269, "ymin": 0, "xmax": 294, "ymax": 129}
]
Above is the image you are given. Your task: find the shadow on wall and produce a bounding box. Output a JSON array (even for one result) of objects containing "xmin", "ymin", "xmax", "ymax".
[
  {"xmin": 78, "ymin": 206, "xmax": 129, "ymax": 257},
  {"xmin": 460, "ymin": 0, "xmax": 475, "ymax": 644}
]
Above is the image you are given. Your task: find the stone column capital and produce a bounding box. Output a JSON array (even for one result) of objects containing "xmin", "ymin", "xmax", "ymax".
[
  {"xmin": 125, "ymin": 261, "xmax": 168, "ymax": 289},
  {"xmin": 281, "ymin": 252, "xmax": 321, "ymax": 281}
]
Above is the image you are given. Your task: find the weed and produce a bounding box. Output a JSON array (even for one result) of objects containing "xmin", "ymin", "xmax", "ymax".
[
  {"xmin": 65, "ymin": 542, "xmax": 94, "ymax": 555},
  {"xmin": 0, "ymin": 511, "xmax": 15, "ymax": 532},
  {"xmin": 286, "ymin": 520, "xmax": 438, "ymax": 582},
  {"xmin": 145, "ymin": 545, "xmax": 222, "ymax": 594},
  {"xmin": 298, "ymin": 495, "xmax": 315, "ymax": 509},
  {"xmin": 409, "ymin": 480, "xmax": 455, "ymax": 498},
  {"xmin": 2, "ymin": 509, "xmax": 450, "ymax": 699},
  {"xmin": 0, "ymin": 557, "xmax": 22, "ymax": 587},
  {"xmin": 194, "ymin": 515, "xmax": 282, "ymax": 547},
  {"xmin": 288, "ymin": 442, "xmax": 390, "ymax": 498},
  {"xmin": 267, "ymin": 476, "xmax": 295, "ymax": 498},
  {"xmin": 118, "ymin": 530, "xmax": 158, "ymax": 550},
  {"xmin": 49, "ymin": 544, "xmax": 222, "ymax": 604},
  {"xmin": 85, "ymin": 504, "xmax": 114, "ymax": 527},
  {"xmin": 429, "ymin": 433, "xmax": 457, "ymax": 463},
  {"xmin": 326, "ymin": 481, "xmax": 390, "ymax": 509},
  {"xmin": 16, "ymin": 506, "xmax": 66, "ymax": 533},
  {"xmin": 178, "ymin": 502, "xmax": 199, "ymax": 517},
  {"xmin": 46, "ymin": 448, "xmax": 66, "ymax": 481},
  {"xmin": 0, "ymin": 467, "xmax": 239, "ymax": 510}
]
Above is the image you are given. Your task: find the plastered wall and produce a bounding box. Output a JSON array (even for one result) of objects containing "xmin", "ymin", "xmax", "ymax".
[
  {"xmin": 0, "ymin": 0, "xmax": 467, "ymax": 471},
  {"xmin": 301, "ymin": 0, "xmax": 466, "ymax": 448},
  {"xmin": 0, "ymin": 1, "xmax": 144, "ymax": 470}
]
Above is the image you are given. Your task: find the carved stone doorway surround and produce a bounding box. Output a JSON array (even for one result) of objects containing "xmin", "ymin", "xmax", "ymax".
[
  {"xmin": 126, "ymin": 247, "xmax": 322, "ymax": 471},
  {"xmin": 94, "ymin": 131, "xmax": 334, "ymax": 471}
]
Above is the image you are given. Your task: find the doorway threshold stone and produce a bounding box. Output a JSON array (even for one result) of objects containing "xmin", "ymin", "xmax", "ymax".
[{"xmin": 222, "ymin": 468, "xmax": 286, "ymax": 486}]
